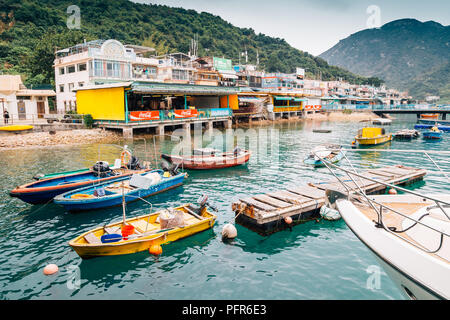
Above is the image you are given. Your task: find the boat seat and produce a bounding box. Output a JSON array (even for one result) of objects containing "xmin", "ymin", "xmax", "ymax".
[
  {"xmin": 104, "ymin": 226, "xmax": 121, "ymax": 235},
  {"xmin": 84, "ymin": 233, "xmax": 102, "ymax": 244},
  {"xmin": 129, "ymin": 220, "xmax": 159, "ymax": 233}
]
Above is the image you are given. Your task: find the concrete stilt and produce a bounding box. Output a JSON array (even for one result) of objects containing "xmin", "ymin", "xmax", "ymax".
[
  {"xmin": 182, "ymin": 122, "xmax": 191, "ymax": 137},
  {"xmin": 123, "ymin": 127, "xmax": 133, "ymax": 140},
  {"xmin": 158, "ymin": 124, "xmax": 164, "ymax": 136},
  {"xmin": 225, "ymin": 119, "xmax": 232, "ymax": 129}
]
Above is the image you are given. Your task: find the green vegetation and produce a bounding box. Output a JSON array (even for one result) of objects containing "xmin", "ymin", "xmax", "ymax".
[
  {"xmin": 320, "ymin": 19, "xmax": 450, "ymax": 101},
  {"xmin": 83, "ymin": 114, "xmax": 94, "ymax": 128},
  {"xmin": 0, "ymin": 0, "xmax": 383, "ymax": 87}
]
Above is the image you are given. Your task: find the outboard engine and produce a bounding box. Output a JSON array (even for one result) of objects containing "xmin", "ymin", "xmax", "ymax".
[
  {"xmin": 233, "ymin": 147, "xmax": 242, "ymax": 156},
  {"xmin": 161, "ymin": 160, "xmax": 180, "ymax": 176},
  {"xmin": 126, "ymin": 156, "xmax": 141, "ymax": 170},
  {"xmin": 93, "ymin": 161, "xmax": 111, "ymax": 178}
]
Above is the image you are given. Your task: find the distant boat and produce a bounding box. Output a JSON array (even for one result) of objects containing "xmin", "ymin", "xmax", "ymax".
[
  {"xmin": 420, "ymin": 114, "xmax": 439, "ymax": 120},
  {"xmin": 354, "ymin": 127, "xmax": 392, "ymax": 146},
  {"xmin": 415, "ymin": 124, "xmax": 450, "ymax": 132},
  {"xmin": 393, "ymin": 129, "xmax": 420, "ymax": 140},
  {"xmin": 372, "ymin": 118, "xmax": 392, "ymax": 125},
  {"xmin": 313, "ymin": 129, "xmax": 332, "ymax": 133},
  {"xmin": 161, "ymin": 148, "xmax": 251, "ymax": 170},
  {"xmin": 304, "ymin": 144, "xmax": 345, "ymax": 167},
  {"xmin": 0, "ymin": 125, "xmax": 33, "ymax": 132},
  {"xmin": 423, "ymin": 127, "xmax": 443, "ymax": 140}
]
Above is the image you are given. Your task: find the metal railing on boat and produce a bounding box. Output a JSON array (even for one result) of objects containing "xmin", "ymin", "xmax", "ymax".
[{"xmin": 314, "ymin": 149, "xmax": 450, "ymax": 256}]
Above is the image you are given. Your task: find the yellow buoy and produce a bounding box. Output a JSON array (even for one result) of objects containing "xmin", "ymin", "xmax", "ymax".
[{"xmin": 149, "ymin": 244, "xmax": 163, "ymax": 256}]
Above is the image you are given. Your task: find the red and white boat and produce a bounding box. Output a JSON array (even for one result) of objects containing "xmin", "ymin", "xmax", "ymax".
[{"xmin": 162, "ymin": 148, "xmax": 251, "ymax": 170}]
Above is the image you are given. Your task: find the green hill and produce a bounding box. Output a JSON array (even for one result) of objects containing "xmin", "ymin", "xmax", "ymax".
[
  {"xmin": 320, "ymin": 19, "xmax": 450, "ymax": 102},
  {"xmin": 0, "ymin": 0, "xmax": 382, "ymax": 87}
]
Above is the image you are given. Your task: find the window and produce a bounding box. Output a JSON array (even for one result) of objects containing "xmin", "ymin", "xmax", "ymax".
[
  {"xmin": 59, "ymin": 67, "xmax": 65, "ymax": 75},
  {"xmin": 77, "ymin": 63, "xmax": 87, "ymax": 72},
  {"xmin": 59, "ymin": 85, "xmax": 65, "ymax": 93},
  {"xmin": 17, "ymin": 96, "xmax": 31, "ymax": 100},
  {"xmin": 67, "ymin": 65, "xmax": 76, "ymax": 73},
  {"xmin": 68, "ymin": 83, "xmax": 74, "ymax": 91}
]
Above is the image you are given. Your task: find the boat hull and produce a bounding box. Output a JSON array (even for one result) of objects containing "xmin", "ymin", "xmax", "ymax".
[
  {"xmin": 336, "ymin": 198, "xmax": 449, "ymax": 300},
  {"xmin": 10, "ymin": 169, "xmax": 149, "ymax": 205},
  {"xmin": 422, "ymin": 131, "xmax": 442, "ymax": 140},
  {"xmin": 54, "ymin": 171, "xmax": 186, "ymax": 212},
  {"xmin": 165, "ymin": 151, "xmax": 251, "ymax": 170},
  {"xmin": 304, "ymin": 150, "xmax": 345, "ymax": 167}
]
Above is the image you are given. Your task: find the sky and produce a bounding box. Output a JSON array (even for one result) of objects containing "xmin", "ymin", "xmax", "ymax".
[{"xmin": 132, "ymin": 0, "xmax": 450, "ymax": 56}]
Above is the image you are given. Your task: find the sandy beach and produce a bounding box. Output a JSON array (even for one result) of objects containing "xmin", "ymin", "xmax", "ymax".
[{"xmin": 0, "ymin": 129, "xmax": 121, "ymax": 150}]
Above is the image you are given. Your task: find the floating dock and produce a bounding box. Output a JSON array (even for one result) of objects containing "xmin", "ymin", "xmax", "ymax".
[{"xmin": 232, "ymin": 165, "xmax": 427, "ymax": 235}]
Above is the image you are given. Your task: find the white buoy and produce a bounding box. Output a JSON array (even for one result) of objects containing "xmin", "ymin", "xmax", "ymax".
[
  {"xmin": 43, "ymin": 264, "xmax": 59, "ymax": 275},
  {"xmin": 222, "ymin": 223, "xmax": 237, "ymax": 240}
]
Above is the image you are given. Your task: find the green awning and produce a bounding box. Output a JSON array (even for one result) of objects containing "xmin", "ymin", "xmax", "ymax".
[
  {"xmin": 274, "ymin": 96, "xmax": 293, "ymax": 101},
  {"xmin": 293, "ymin": 98, "xmax": 306, "ymax": 102}
]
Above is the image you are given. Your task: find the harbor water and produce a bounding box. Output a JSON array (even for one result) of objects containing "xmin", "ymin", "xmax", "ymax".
[{"xmin": 0, "ymin": 116, "xmax": 448, "ymax": 299}]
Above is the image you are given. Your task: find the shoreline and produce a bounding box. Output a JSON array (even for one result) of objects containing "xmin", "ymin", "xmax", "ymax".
[{"xmin": 0, "ymin": 111, "xmax": 383, "ymax": 150}]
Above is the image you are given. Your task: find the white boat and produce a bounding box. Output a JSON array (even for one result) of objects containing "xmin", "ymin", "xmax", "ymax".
[
  {"xmin": 372, "ymin": 118, "xmax": 392, "ymax": 125},
  {"xmin": 317, "ymin": 150, "xmax": 450, "ymax": 300}
]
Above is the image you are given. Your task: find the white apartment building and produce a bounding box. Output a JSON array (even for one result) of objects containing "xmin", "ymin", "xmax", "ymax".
[{"xmin": 54, "ymin": 39, "xmax": 157, "ymax": 113}]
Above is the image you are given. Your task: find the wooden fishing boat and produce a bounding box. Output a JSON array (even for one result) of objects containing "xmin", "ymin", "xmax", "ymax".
[
  {"xmin": 0, "ymin": 125, "xmax": 33, "ymax": 132},
  {"xmin": 303, "ymin": 144, "xmax": 346, "ymax": 167},
  {"xmin": 334, "ymin": 193, "xmax": 450, "ymax": 300},
  {"xmin": 69, "ymin": 200, "xmax": 217, "ymax": 259},
  {"xmin": 372, "ymin": 118, "xmax": 392, "ymax": 125},
  {"xmin": 415, "ymin": 124, "xmax": 450, "ymax": 132},
  {"xmin": 161, "ymin": 148, "xmax": 251, "ymax": 170},
  {"xmin": 33, "ymin": 168, "xmax": 92, "ymax": 180},
  {"xmin": 10, "ymin": 165, "xmax": 150, "ymax": 205},
  {"xmin": 393, "ymin": 129, "xmax": 420, "ymax": 140},
  {"xmin": 422, "ymin": 130, "xmax": 443, "ymax": 140},
  {"xmin": 54, "ymin": 170, "xmax": 186, "ymax": 212},
  {"xmin": 354, "ymin": 127, "xmax": 392, "ymax": 146},
  {"xmin": 420, "ymin": 114, "xmax": 439, "ymax": 120}
]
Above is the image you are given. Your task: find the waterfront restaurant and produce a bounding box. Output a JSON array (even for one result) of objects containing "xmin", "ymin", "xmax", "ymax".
[{"xmin": 75, "ymin": 81, "xmax": 240, "ymax": 137}]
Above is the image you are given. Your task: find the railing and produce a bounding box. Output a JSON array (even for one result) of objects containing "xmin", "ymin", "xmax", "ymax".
[
  {"xmin": 0, "ymin": 113, "xmax": 84, "ymax": 125},
  {"xmin": 121, "ymin": 108, "xmax": 232, "ymax": 124},
  {"xmin": 316, "ymin": 149, "xmax": 450, "ymax": 256},
  {"xmin": 322, "ymin": 104, "xmax": 450, "ymax": 111}
]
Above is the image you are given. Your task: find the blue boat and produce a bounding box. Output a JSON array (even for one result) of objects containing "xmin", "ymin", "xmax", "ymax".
[
  {"xmin": 415, "ymin": 124, "xmax": 450, "ymax": 132},
  {"xmin": 10, "ymin": 165, "xmax": 149, "ymax": 205},
  {"xmin": 422, "ymin": 130, "xmax": 443, "ymax": 140},
  {"xmin": 53, "ymin": 170, "xmax": 187, "ymax": 212}
]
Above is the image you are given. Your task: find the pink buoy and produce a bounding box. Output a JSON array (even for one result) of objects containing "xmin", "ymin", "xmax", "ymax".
[
  {"xmin": 388, "ymin": 188, "xmax": 397, "ymax": 195},
  {"xmin": 284, "ymin": 216, "xmax": 293, "ymax": 224},
  {"xmin": 43, "ymin": 264, "xmax": 59, "ymax": 275}
]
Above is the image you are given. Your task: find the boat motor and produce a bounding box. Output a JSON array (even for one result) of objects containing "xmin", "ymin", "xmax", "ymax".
[
  {"xmin": 93, "ymin": 161, "xmax": 111, "ymax": 178},
  {"xmin": 126, "ymin": 156, "xmax": 141, "ymax": 170},
  {"xmin": 188, "ymin": 194, "xmax": 218, "ymax": 214}
]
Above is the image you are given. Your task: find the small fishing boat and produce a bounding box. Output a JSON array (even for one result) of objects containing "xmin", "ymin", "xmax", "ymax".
[
  {"xmin": 415, "ymin": 124, "xmax": 450, "ymax": 132},
  {"xmin": 161, "ymin": 147, "xmax": 251, "ymax": 170},
  {"xmin": 420, "ymin": 114, "xmax": 439, "ymax": 120},
  {"xmin": 0, "ymin": 125, "xmax": 33, "ymax": 132},
  {"xmin": 372, "ymin": 118, "xmax": 392, "ymax": 125},
  {"xmin": 54, "ymin": 170, "xmax": 187, "ymax": 212},
  {"xmin": 10, "ymin": 158, "xmax": 149, "ymax": 205},
  {"xmin": 33, "ymin": 168, "xmax": 92, "ymax": 180},
  {"xmin": 393, "ymin": 129, "xmax": 420, "ymax": 140},
  {"xmin": 69, "ymin": 195, "xmax": 217, "ymax": 259},
  {"xmin": 304, "ymin": 144, "xmax": 345, "ymax": 167},
  {"xmin": 312, "ymin": 129, "xmax": 332, "ymax": 133},
  {"xmin": 354, "ymin": 127, "xmax": 392, "ymax": 146},
  {"xmin": 422, "ymin": 127, "xmax": 443, "ymax": 140}
]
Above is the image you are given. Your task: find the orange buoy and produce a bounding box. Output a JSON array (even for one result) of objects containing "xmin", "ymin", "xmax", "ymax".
[
  {"xmin": 388, "ymin": 188, "xmax": 398, "ymax": 195},
  {"xmin": 43, "ymin": 264, "xmax": 59, "ymax": 275},
  {"xmin": 284, "ymin": 216, "xmax": 293, "ymax": 224},
  {"xmin": 149, "ymin": 244, "xmax": 163, "ymax": 256}
]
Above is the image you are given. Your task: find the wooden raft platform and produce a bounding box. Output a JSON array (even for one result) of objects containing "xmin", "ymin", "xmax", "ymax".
[{"xmin": 231, "ymin": 165, "xmax": 427, "ymax": 235}]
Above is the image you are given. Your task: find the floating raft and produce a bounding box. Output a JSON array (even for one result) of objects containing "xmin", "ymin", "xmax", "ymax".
[{"xmin": 232, "ymin": 165, "xmax": 427, "ymax": 235}]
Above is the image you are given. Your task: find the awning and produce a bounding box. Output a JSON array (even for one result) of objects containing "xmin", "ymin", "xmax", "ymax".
[
  {"xmin": 274, "ymin": 96, "xmax": 293, "ymax": 101},
  {"xmin": 220, "ymin": 73, "xmax": 238, "ymax": 80},
  {"xmin": 238, "ymin": 97, "xmax": 265, "ymax": 103},
  {"xmin": 293, "ymin": 98, "xmax": 306, "ymax": 102}
]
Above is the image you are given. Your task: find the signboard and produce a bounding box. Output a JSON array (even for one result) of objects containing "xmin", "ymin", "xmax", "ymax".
[
  {"xmin": 304, "ymin": 105, "xmax": 322, "ymax": 111},
  {"xmin": 173, "ymin": 109, "xmax": 199, "ymax": 118},
  {"xmin": 213, "ymin": 57, "xmax": 233, "ymax": 72},
  {"xmin": 296, "ymin": 68, "xmax": 305, "ymax": 79},
  {"xmin": 129, "ymin": 111, "xmax": 160, "ymax": 121},
  {"xmin": 210, "ymin": 108, "xmax": 231, "ymax": 117}
]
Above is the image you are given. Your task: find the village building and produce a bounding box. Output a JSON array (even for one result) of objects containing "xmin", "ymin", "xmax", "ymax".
[{"xmin": 0, "ymin": 75, "xmax": 55, "ymax": 122}]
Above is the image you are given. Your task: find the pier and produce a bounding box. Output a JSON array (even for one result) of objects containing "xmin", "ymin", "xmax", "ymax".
[{"xmin": 232, "ymin": 165, "xmax": 427, "ymax": 235}]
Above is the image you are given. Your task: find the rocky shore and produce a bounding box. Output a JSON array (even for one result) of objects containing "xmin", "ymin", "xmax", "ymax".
[{"xmin": 0, "ymin": 129, "xmax": 121, "ymax": 150}]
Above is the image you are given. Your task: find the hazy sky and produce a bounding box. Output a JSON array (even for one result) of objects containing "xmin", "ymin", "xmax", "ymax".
[{"xmin": 133, "ymin": 0, "xmax": 449, "ymax": 56}]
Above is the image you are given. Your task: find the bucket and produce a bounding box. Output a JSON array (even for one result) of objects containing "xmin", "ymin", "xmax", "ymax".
[{"xmin": 121, "ymin": 225, "xmax": 135, "ymax": 240}]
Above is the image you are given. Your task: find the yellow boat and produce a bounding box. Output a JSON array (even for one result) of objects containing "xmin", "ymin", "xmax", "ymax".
[
  {"xmin": 0, "ymin": 125, "xmax": 33, "ymax": 131},
  {"xmin": 355, "ymin": 127, "xmax": 392, "ymax": 146},
  {"xmin": 69, "ymin": 203, "xmax": 217, "ymax": 259}
]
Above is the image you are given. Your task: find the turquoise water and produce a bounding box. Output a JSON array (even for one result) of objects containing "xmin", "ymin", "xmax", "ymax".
[{"xmin": 0, "ymin": 116, "xmax": 448, "ymax": 300}]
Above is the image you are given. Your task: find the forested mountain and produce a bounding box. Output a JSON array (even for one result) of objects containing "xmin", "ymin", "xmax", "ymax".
[
  {"xmin": 0, "ymin": 0, "xmax": 382, "ymax": 88},
  {"xmin": 320, "ymin": 19, "xmax": 450, "ymax": 102}
]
